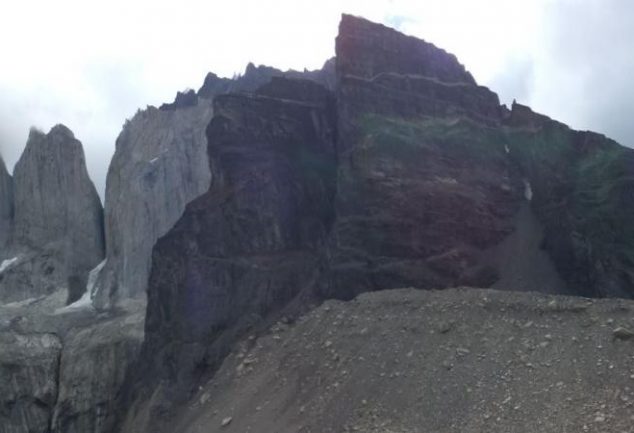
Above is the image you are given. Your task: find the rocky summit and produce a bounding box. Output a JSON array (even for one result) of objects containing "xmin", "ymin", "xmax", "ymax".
[
  {"xmin": 1, "ymin": 125, "xmax": 104, "ymax": 305},
  {"xmin": 1, "ymin": 13, "xmax": 634, "ymax": 433}
]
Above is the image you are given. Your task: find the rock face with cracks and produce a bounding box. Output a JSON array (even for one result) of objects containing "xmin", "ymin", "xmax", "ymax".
[
  {"xmin": 0, "ymin": 125, "xmax": 104, "ymax": 304},
  {"xmin": 92, "ymin": 100, "xmax": 214, "ymax": 309},
  {"xmin": 0, "ymin": 294, "xmax": 144, "ymax": 433}
]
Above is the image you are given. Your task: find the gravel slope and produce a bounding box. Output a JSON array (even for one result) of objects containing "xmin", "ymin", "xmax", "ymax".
[{"xmin": 165, "ymin": 288, "xmax": 634, "ymax": 433}]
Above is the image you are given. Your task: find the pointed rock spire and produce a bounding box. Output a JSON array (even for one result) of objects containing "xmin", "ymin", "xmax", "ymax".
[{"xmin": 0, "ymin": 125, "xmax": 104, "ymax": 303}]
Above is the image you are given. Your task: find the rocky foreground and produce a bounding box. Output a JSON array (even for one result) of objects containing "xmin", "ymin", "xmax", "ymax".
[{"xmin": 164, "ymin": 288, "xmax": 634, "ymax": 433}]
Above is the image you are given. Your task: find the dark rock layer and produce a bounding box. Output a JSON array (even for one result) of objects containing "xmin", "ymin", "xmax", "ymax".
[{"xmin": 126, "ymin": 80, "xmax": 337, "ymax": 427}]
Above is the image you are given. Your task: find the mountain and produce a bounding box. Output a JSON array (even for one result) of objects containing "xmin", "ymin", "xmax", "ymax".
[
  {"xmin": 119, "ymin": 14, "xmax": 634, "ymax": 432},
  {"xmin": 91, "ymin": 59, "xmax": 336, "ymax": 310},
  {"xmin": 3, "ymin": 13, "xmax": 634, "ymax": 433},
  {"xmin": 0, "ymin": 125, "xmax": 104, "ymax": 304}
]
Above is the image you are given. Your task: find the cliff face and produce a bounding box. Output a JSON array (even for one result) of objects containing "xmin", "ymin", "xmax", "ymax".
[
  {"xmin": 129, "ymin": 80, "xmax": 337, "ymax": 425},
  {"xmin": 94, "ymin": 58, "xmax": 337, "ymax": 310},
  {"xmin": 121, "ymin": 15, "xmax": 634, "ymax": 432},
  {"xmin": 327, "ymin": 15, "xmax": 516, "ymax": 300},
  {"xmin": 0, "ymin": 156, "xmax": 12, "ymax": 251},
  {"xmin": 92, "ymin": 101, "xmax": 214, "ymax": 309},
  {"xmin": 0, "ymin": 125, "xmax": 104, "ymax": 304}
]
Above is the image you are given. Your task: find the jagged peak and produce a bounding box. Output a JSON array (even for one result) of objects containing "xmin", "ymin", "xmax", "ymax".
[
  {"xmin": 27, "ymin": 124, "xmax": 76, "ymax": 143},
  {"xmin": 50, "ymin": 123, "xmax": 75, "ymax": 137}
]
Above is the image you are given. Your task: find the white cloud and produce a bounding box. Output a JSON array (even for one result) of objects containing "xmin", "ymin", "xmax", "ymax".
[{"xmin": 0, "ymin": 0, "xmax": 632, "ymax": 197}]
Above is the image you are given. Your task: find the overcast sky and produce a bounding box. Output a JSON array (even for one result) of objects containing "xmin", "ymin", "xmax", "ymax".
[{"xmin": 1, "ymin": 0, "xmax": 633, "ymax": 198}]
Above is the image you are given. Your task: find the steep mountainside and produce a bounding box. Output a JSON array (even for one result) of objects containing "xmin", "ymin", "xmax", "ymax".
[
  {"xmin": 0, "ymin": 125, "xmax": 104, "ymax": 304},
  {"xmin": 120, "ymin": 14, "xmax": 634, "ymax": 432},
  {"xmin": 125, "ymin": 80, "xmax": 338, "ymax": 428},
  {"xmin": 3, "ymin": 13, "xmax": 634, "ymax": 433},
  {"xmin": 93, "ymin": 59, "xmax": 336, "ymax": 310},
  {"xmin": 0, "ymin": 56, "xmax": 338, "ymax": 433},
  {"xmin": 92, "ymin": 101, "xmax": 214, "ymax": 309}
]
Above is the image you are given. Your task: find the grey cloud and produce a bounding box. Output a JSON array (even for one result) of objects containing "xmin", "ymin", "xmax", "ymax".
[
  {"xmin": 530, "ymin": 0, "xmax": 634, "ymax": 146},
  {"xmin": 488, "ymin": 56, "xmax": 535, "ymax": 107}
]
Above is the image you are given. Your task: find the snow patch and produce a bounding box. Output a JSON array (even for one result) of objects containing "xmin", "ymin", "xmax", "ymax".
[
  {"xmin": 87, "ymin": 258, "xmax": 107, "ymax": 301},
  {"xmin": 523, "ymin": 179, "xmax": 533, "ymax": 201},
  {"xmin": 54, "ymin": 259, "xmax": 106, "ymax": 314},
  {"xmin": 0, "ymin": 256, "xmax": 19, "ymax": 273},
  {"xmin": 2, "ymin": 297, "xmax": 39, "ymax": 308},
  {"xmin": 504, "ymin": 144, "xmax": 510, "ymax": 154},
  {"xmin": 55, "ymin": 289, "xmax": 93, "ymax": 314}
]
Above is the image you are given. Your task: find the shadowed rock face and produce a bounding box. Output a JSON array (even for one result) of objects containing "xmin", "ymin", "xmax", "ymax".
[
  {"xmin": 0, "ymin": 125, "xmax": 104, "ymax": 304},
  {"xmin": 125, "ymin": 82, "xmax": 337, "ymax": 428},
  {"xmin": 95, "ymin": 58, "xmax": 337, "ymax": 310},
  {"xmin": 0, "ymin": 157, "xmax": 12, "ymax": 251},
  {"xmin": 505, "ymin": 103, "xmax": 634, "ymax": 297},
  {"xmin": 327, "ymin": 15, "xmax": 517, "ymax": 299}
]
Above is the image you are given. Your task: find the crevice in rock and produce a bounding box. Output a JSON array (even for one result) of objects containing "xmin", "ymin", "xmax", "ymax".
[{"xmin": 48, "ymin": 333, "xmax": 63, "ymax": 433}]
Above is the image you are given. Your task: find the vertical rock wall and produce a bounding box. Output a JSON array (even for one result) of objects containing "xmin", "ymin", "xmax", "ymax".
[{"xmin": 1, "ymin": 125, "xmax": 104, "ymax": 304}]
